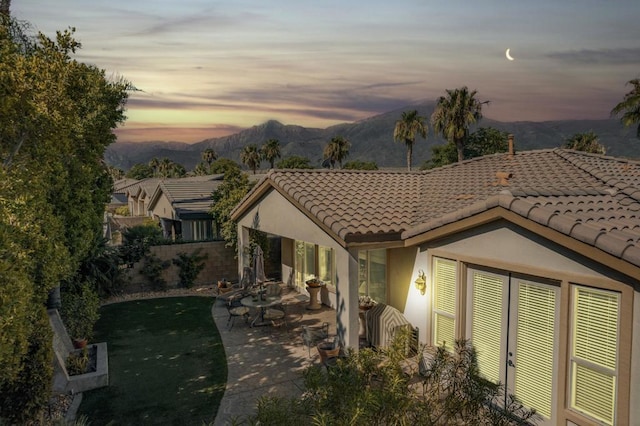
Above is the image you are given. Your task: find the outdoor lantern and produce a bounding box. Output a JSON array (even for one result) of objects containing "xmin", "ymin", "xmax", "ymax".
[{"xmin": 414, "ymin": 269, "xmax": 426, "ymax": 295}]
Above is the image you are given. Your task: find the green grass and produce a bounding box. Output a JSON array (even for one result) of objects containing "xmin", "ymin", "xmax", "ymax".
[{"xmin": 78, "ymin": 297, "xmax": 226, "ymax": 425}]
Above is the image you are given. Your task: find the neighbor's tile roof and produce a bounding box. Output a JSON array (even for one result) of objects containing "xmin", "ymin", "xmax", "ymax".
[
  {"xmin": 152, "ymin": 178, "xmax": 223, "ymax": 216},
  {"xmin": 238, "ymin": 148, "xmax": 640, "ymax": 268}
]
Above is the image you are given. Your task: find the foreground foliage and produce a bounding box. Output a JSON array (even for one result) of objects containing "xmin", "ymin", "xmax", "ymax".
[
  {"xmin": 251, "ymin": 338, "xmax": 537, "ymax": 426},
  {"xmin": 0, "ymin": 15, "xmax": 129, "ymax": 422}
]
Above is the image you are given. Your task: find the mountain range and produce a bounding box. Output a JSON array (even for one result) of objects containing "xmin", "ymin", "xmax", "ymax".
[{"xmin": 105, "ymin": 101, "xmax": 640, "ymax": 171}]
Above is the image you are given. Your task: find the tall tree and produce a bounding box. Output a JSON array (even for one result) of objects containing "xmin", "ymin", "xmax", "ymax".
[
  {"xmin": 261, "ymin": 138, "xmax": 281, "ymax": 169},
  {"xmin": 0, "ymin": 19, "xmax": 129, "ymax": 422},
  {"xmin": 423, "ymin": 127, "xmax": 508, "ymax": 170},
  {"xmin": 611, "ymin": 78, "xmax": 640, "ymax": 138},
  {"xmin": 393, "ymin": 110, "xmax": 427, "ymax": 171},
  {"xmin": 201, "ymin": 148, "xmax": 217, "ymax": 167},
  {"xmin": 149, "ymin": 157, "xmax": 160, "ymax": 176},
  {"xmin": 158, "ymin": 157, "xmax": 173, "ymax": 178},
  {"xmin": 431, "ymin": 86, "xmax": 488, "ymax": 163},
  {"xmin": 241, "ymin": 144, "xmax": 261, "ymax": 174},
  {"xmin": 323, "ymin": 136, "xmax": 350, "ymax": 169},
  {"xmin": 563, "ymin": 131, "xmax": 606, "ymax": 154}
]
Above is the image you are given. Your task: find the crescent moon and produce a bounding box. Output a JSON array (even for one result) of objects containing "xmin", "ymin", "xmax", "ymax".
[{"xmin": 506, "ymin": 48, "xmax": 514, "ymax": 61}]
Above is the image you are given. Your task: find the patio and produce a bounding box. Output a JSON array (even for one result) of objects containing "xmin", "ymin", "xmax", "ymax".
[{"xmin": 211, "ymin": 283, "xmax": 337, "ymax": 425}]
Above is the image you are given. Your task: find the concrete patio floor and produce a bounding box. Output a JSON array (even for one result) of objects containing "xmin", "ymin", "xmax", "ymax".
[{"xmin": 211, "ymin": 285, "xmax": 337, "ymax": 425}]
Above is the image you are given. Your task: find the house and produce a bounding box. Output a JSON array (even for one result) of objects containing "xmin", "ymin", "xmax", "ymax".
[
  {"xmin": 231, "ymin": 145, "xmax": 640, "ymax": 426},
  {"xmin": 146, "ymin": 176, "xmax": 224, "ymax": 241}
]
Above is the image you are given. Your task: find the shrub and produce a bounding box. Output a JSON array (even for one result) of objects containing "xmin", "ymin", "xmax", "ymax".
[
  {"xmin": 114, "ymin": 205, "xmax": 130, "ymax": 216},
  {"xmin": 140, "ymin": 253, "xmax": 171, "ymax": 291},
  {"xmin": 59, "ymin": 283, "xmax": 101, "ymax": 341},
  {"xmin": 0, "ymin": 309, "xmax": 54, "ymax": 424},
  {"xmin": 172, "ymin": 249, "xmax": 208, "ymax": 288},
  {"xmin": 66, "ymin": 347, "xmax": 90, "ymax": 376},
  {"xmin": 120, "ymin": 223, "xmax": 166, "ymax": 266},
  {"xmin": 250, "ymin": 337, "xmax": 538, "ymax": 425}
]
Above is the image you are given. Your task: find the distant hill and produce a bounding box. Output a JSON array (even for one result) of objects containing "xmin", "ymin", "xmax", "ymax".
[{"xmin": 105, "ymin": 101, "xmax": 640, "ymax": 171}]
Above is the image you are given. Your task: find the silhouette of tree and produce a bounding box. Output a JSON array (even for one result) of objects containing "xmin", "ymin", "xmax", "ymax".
[
  {"xmin": 201, "ymin": 148, "xmax": 217, "ymax": 167},
  {"xmin": 323, "ymin": 136, "xmax": 350, "ymax": 169},
  {"xmin": 261, "ymin": 138, "xmax": 281, "ymax": 169},
  {"xmin": 563, "ymin": 131, "xmax": 606, "ymax": 154},
  {"xmin": 432, "ymin": 87, "xmax": 488, "ymax": 162},
  {"xmin": 241, "ymin": 144, "xmax": 261, "ymax": 174},
  {"xmin": 611, "ymin": 78, "xmax": 640, "ymax": 138},
  {"xmin": 394, "ymin": 110, "xmax": 427, "ymax": 171}
]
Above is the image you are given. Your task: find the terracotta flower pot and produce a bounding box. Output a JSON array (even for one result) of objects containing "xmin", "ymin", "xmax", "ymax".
[
  {"xmin": 317, "ymin": 342, "xmax": 340, "ymax": 363},
  {"xmin": 73, "ymin": 338, "xmax": 88, "ymax": 349}
]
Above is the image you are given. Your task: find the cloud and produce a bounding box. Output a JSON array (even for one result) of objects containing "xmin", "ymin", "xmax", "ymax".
[{"xmin": 547, "ymin": 47, "xmax": 640, "ymax": 65}]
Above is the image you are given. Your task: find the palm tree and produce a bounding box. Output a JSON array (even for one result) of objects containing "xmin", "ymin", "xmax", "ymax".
[
  {"xmin": 563, "ymin": 131, "xmax": 606, "ymax": 154},
  {"xmin": 201, "ymin": 148, "xmax": 217, "ymax": 167},
  {"xmin": 431, "ymin": 87, "xmax": 489, "ymax": 163},
  {"xmin": 261, "ymin": 138, "xmax": 281, "ymax": 169},
  {"xmin": 193, "ymin": 162, "xmax": 208, "ymax": 176},
  {"xmin": 158, "ymin": 157, "xmax": 173, "ymax": 178},
  {"xmin": 241, "ymin": 144, "xmax": 261, "ymax": 174},
  {"xmin": 393, "ymin": 110, "xmax": 428, "ymax": 171},
  {"xmin": 149, "ymin": 157, "xmax": 160, "ymax": 177},
  {"xmin": 611, "ymin": 78, "xmax": 640, "ymax": 138},
  {"xmin": 323, "ymin": 136, "xmax": 350, "ymax": 169}
]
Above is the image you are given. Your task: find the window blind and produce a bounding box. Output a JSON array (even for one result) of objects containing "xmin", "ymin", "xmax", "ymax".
[
  {"xmin": 515, "ymin": 282, "xmax": 556, "ymax": 419},
  {"xmin": 433, "ymin": 258, "xmax": 456, "ymax": 350},
  {"xmin": 471, "ymin": 271, "xmax": 503, "ymax": 384},
  {"xmin": 571, "ymin": 286, "xmax": 619, "ymax": 425}
]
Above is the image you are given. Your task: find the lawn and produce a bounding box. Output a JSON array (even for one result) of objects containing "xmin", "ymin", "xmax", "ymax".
[{"xmin": 78, "ymin": 297, "xmax": 226, "ymax": 425}]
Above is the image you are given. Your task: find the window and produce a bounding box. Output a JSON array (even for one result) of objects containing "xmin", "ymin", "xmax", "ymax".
[
  {"xmin": 190, "ymin": 220, "xmax": 213, "ymax": 241},
  {"xmin": 432, "ymin": 257, "xmax": 456, "ymax": 350},
  {"xmin": 318, "ymin": 246, "xmax": 334, "ymax": 286},
  {"xmin": 358, "ymin": 249, "xmax": 387, "ymax": 303},
  {"xmin": 295, "ymin": 241, "xmax": 316, "ymax": 287},
  {"xmin": 570, "ymin": 286, "xmax": 619, "ymax": 425}
]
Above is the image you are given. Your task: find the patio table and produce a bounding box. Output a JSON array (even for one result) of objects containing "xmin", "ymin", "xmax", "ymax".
[{"xmin": 241, "ymin": 295, "xmax": 282, "ymax": 327}]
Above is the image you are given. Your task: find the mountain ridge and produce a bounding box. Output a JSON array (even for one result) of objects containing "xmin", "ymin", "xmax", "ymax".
[{"xmin": 105, "ymin": 101, "xmax": 639, "ymax": 171}]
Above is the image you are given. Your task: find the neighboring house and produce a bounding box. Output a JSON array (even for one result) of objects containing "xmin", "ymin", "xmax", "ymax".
[
  {"xmin": 108, "ymin": 178, "xmax": 139, "ymax": 212},
  {"xmin": 232, "ymin": 147, "xmax": 640, "ymax": 426},
  {"xmin": 146, "ymin": 175, "xmax": 224, "ymax": 241},
  {"xmin": 126, "ymin": 178, "xmax": 163, "ymax": 217}
]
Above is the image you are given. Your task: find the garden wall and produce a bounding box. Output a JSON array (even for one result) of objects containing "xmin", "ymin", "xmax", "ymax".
[{"xmin": 124, "ymin": 241, "xmax": 238, "ymax": 293}]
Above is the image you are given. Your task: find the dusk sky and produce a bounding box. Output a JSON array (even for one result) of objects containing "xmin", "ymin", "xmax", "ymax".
[{"xmin": 13, "ymin": 0, "xmax": 640, "ymax": 143}]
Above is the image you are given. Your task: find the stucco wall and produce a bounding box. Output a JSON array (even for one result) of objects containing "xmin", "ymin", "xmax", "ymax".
[
  {"xmin": 123, "ymin": 241, "xmax": 238, "ymax": 292},
  {"xmin": 237, "ymin": 189, "xmax": 360, "ymax": 348}
]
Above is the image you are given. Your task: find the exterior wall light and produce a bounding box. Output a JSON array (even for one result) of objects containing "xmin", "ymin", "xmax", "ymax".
[{"xmin": 414, "ymin": 269, "xmax": 426, "ymax": 295}]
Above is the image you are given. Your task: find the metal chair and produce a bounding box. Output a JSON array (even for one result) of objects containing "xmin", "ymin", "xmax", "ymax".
[
  {"xmin": 263, "ymin": 301, "xmax": 288, "ymax": 328},
  {"xmin": 225, "ymin": 295, "xmax": 249, "ymax": 330},
  {"xmin": 301, "ymin": 322, "xmax": 330, "ymax": 357}
]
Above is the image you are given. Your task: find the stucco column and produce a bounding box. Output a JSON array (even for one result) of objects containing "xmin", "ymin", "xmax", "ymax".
[{"xmin": 335, "ymin": 247, "xmax": 360, "ymax": 351}]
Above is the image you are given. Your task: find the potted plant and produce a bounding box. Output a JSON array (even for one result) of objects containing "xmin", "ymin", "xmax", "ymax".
[
  {"xmin": 316, "ymin": 337, "xmax": 340, "ymax": 364},
  {"xmin": 305, "ymin": 277, "xmax": 324, "ymax": 288},
  {"xmin": 60, "ymin": 282, "xmax": 101, "ymax": 348},
  {"xmin": 359, "ymin": 295, "xmax": 376, "ymax": 311}
]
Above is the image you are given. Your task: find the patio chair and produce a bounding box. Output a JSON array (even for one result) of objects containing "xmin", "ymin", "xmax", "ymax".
[
  {"xmin": 225, "ymin": 295, "xmax": 250, "ymax": 330},
  {"xmin": 263, "ymin": 301, "xmax": 288, "ymax": 328},
  {"xmin": 216, "ymin": 267, "xmax": 255, "ymax": 306},
  {"xmin": 264, "ymin": 282, "xmax": 282, "ymax": 297},
  {"xmin": 301, "ymin": 322, "xmax": 329, "ymax": 357}
]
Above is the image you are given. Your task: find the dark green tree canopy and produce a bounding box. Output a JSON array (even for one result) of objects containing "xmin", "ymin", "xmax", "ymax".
[
  {"xmin": 343, "ymin": 160, "xmax": 378, "ymax": 170},
  {"xmin": 126, "ymin": 163, "xmax": 154, "ymax": 179},
  {"xmin": 277, "ymin": 155, "xmax": 314, "ymax": 169},
  {"xmin": 563, "ymin": 131, "xmax": 606, "ymax": 154}
]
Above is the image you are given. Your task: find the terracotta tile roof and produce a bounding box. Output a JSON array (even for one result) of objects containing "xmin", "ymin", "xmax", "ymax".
[
  {"xmin": 267, "ymin": 169, "xmax": 422, "ymax": 242},
  {"xmin": 236, "ymin": 149, "xmax": 640, "ymax": 268}
]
